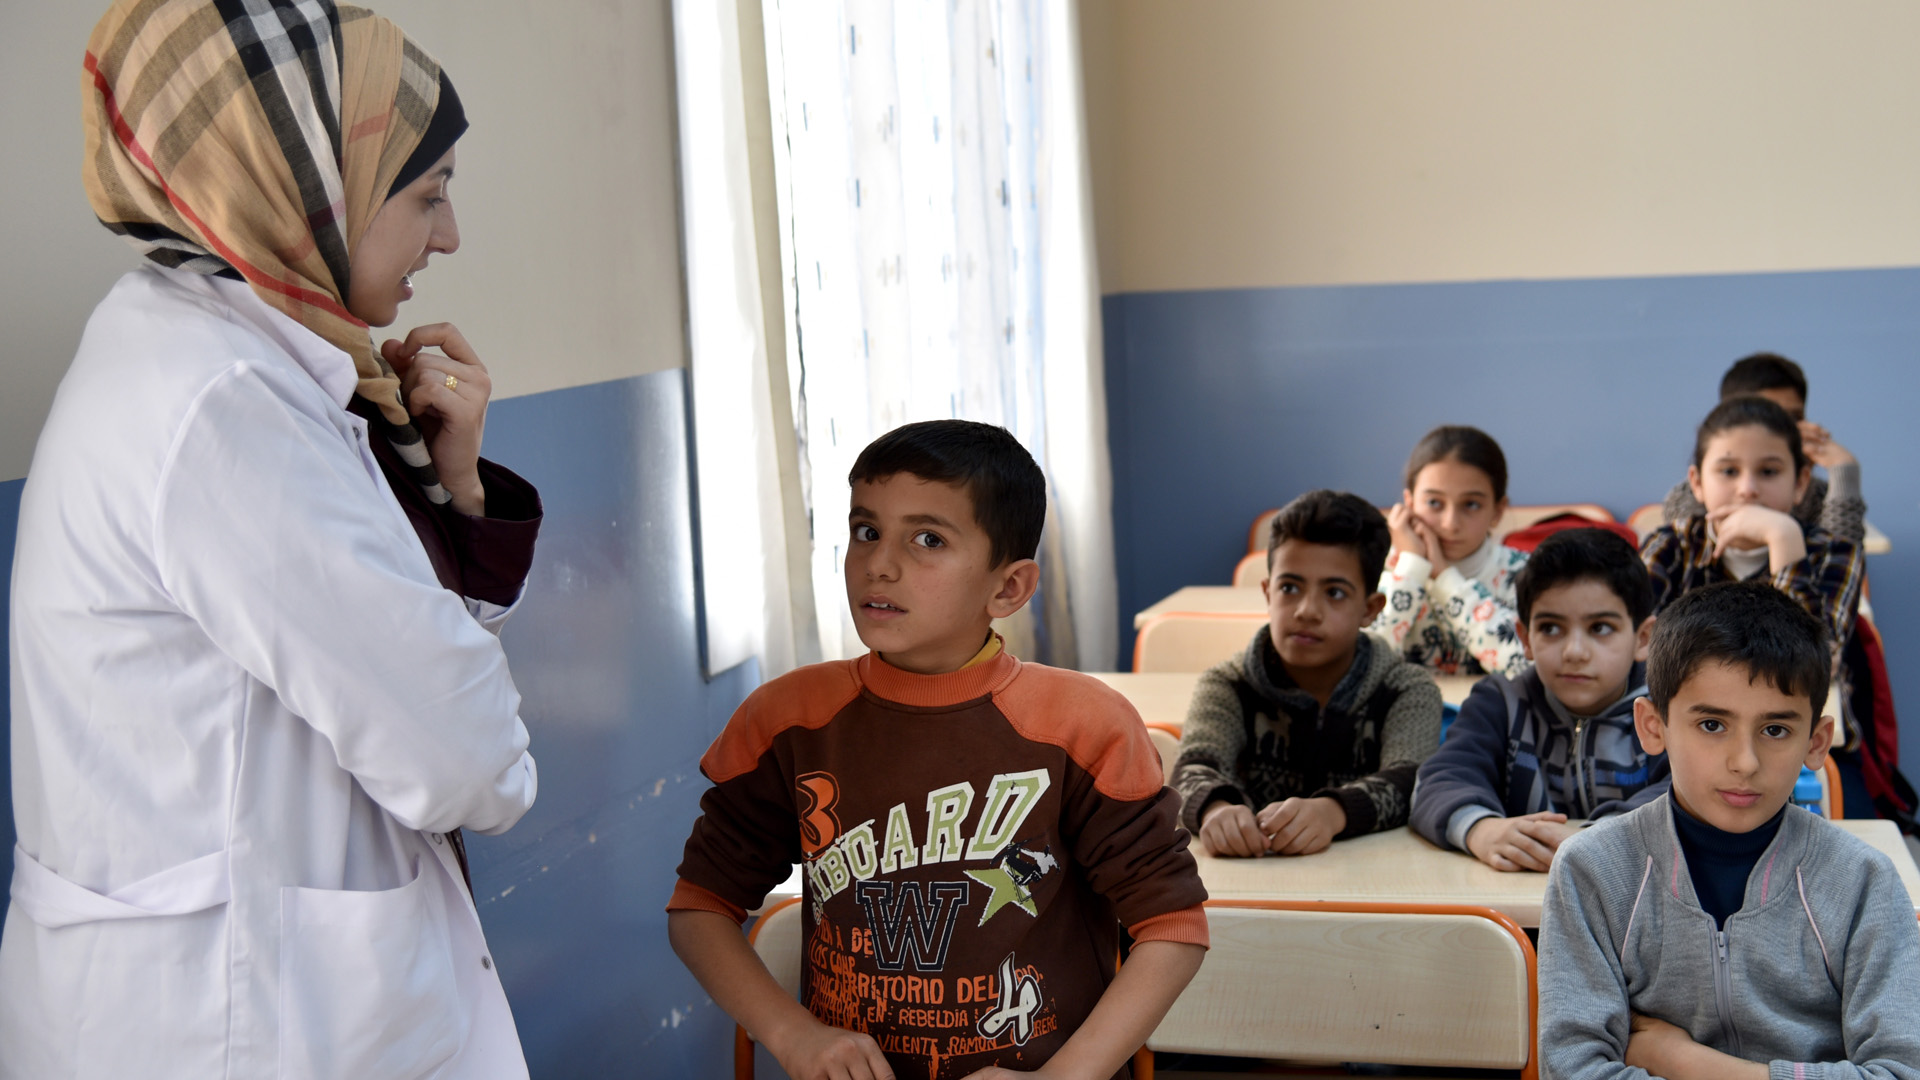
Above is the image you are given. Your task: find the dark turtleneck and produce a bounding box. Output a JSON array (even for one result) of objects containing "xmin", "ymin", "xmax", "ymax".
[{"xmin": 1671, "ymin": 793, "xmax": 1787, "ymax": 929}]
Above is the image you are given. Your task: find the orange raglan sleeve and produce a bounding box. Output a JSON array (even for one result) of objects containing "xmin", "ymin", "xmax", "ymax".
[
  {"xmin": 668, "ymin": 662, "xmax": 862, "ymax": 923},
  {"xmin": 997, "ymin": 668, "xmax": 1209, "ymax": 948}
]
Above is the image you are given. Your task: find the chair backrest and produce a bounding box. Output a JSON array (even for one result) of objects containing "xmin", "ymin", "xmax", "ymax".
[
  {"xmin": 1145, "ymin": 723, "xmax": 1183, "ymax": 784},
  {"xmin": 1231, "ymin": 552, "xmax": 1267, "ymax": 587},
  {"xmin": 736, "ymin": 898, "xmax": 806, "ymax": 1079},
  {"xmin": 1133, "ymin": 613, "xmax": 1269, "ymax": 673},
  {"xmin": 1627, "ymin": 502, "xmax": 1666, "ymax": 540},
  {"xmin": 1147, "ymin": 901, "xmax": 1536, "ymax": 1078},
  {"xmin": 1249, "ymin": 503, "xmax": 1615, "ymax": 553},
  {"xmin": 1822, "ymin": 754, "xmax": 1845, "ymax": 819},
  {"xmin": 1494, "ymin": 503, "xmax": 1614, "ymax": 541}
]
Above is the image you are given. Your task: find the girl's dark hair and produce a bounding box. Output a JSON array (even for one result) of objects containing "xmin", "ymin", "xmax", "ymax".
[
  {"xmin": 1691, "ymin": 396, "xmax": 1807, "ymax": 476},
  {"xmin": 1403, "ymin": 425, "xmax": 1508, "ymax": 502}
]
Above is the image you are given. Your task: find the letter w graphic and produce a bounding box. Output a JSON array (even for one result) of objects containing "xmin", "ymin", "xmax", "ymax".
[{"xmin": 853, "ymin": 881, "xmax": 969, "ymax": 973}]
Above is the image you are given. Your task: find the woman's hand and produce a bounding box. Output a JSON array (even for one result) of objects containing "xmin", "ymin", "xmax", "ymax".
[
  {"xmin": 1387, "ymin": 502, "xmax": 1431, "ymax": 565},
  {"xmin": 1710, "ymin": 503, "xmax": 1806, "ymax": 575},
  {"xmin": 1199, "ymin": 801, "xmax": 1267, "ymax": 858},
  {"xmin": 384, "ymin": 323, "xmax": 491, "ymax": 516},
  {"xmin": 1258, "ymin": 797, "xmax": 1345, "ymax": 856}
]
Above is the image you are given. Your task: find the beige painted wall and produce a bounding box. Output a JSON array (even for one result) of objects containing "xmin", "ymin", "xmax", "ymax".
[
  {"xmin": 1082, "ymin": 0, "xmax": 1920, "ymax": 295},
  {"xmin": 0, "ymin": 0, "xmax": 686, "ymax": 482}
]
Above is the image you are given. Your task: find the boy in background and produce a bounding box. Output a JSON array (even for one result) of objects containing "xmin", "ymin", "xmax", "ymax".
[
  {"xmin": 669, "ymin": 420, "xmax": 1206, "ymax": 1080},
  {"xmin": 1174, "ymin": 491, "xmax": 1442, "ymax": 859},
  {"xmin": 1539, "ymin": 582, "xmax": 1920, "ymax": 1080},
  {"xmin": 1410, "ymin": 528, "xmax": 1667, "ymax": 871},
  {"xmin": 1663, "ymin": 353, "xmax": 1865, "ymax": 543}
]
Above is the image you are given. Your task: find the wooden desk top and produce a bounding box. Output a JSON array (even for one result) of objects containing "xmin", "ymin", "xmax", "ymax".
[
  {"xmin": 1133, "ymin": 585, "xmax": 1264, "ymax": 628},
  {"xmin": 1194, "ymin": 820, "xmax": 1920, "ymax": 927},
  {"xmin": 1091, "ymin": 671, "xmax": 1481, "ymax": 729}
]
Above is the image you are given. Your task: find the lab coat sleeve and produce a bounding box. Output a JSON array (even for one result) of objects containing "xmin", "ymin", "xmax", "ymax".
[{"xmin": 151, "ymin": 361, "xmax": 537, "ymax": 835}]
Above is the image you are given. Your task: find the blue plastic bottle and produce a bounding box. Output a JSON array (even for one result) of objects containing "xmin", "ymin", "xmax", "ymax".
[{"xmin": 1792, "ymin": 765, "xmax": 1824, "ymax": 814}]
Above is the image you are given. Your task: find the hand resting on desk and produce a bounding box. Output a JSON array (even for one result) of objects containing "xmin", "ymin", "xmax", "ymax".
[{"xmin": 1200, "ymin": 798, "xmax": 1347, "ymax": 857}]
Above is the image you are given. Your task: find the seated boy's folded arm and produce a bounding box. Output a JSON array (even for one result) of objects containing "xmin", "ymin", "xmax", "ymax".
[
  {"xmin": 1537, "ymin": 845, "xmax": 1649, "ymax": 1080},
  {"xmin": 1829, "ymin": 859, "xmax": 1920, "ymax": 1080},
  {"xmin": 1409, "ymin": 677, "xmax": 1511, "ymax": 849},
  {"xmin": 1172, "ymin": 666, "xmax": 1253, "ymax": 833}
]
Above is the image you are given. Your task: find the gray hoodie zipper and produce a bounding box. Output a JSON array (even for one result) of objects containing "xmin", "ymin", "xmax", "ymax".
[
  {"xmin": 1571, "ymin": 717, "xmax": 1592, "ymax": 816},
  {"xmin": 1712, "ymin": 928, "xmax": 1743, "ymax": 1058}
]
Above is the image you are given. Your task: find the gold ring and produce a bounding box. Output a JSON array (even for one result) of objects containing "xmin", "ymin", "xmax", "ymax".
[{"xmin": 444, "ymin": 373, "xmax": 459, "ymax": 391}]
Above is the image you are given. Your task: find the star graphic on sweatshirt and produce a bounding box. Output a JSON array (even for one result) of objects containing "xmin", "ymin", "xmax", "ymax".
[{"xmin": 964, "ymin": 865, "xmax": 1038, "ymax": 925}]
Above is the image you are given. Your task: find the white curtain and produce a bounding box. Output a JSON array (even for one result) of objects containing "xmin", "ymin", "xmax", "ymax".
[
  {"xmin": 761, "ymin": 0, "xmax": 1116, "ymax": 669},
  {"xmin": 675, "ymin": 0, "xmax": 821, "ymax": 679}
]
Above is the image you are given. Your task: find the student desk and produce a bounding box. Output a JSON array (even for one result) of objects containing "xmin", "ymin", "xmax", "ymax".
[
  {"xmin": 1090, "ymin": 671, "xmax": 1482, "ymax": 730},
  {"xmin": 1192, "ymin": 820, "xmax": 1920, "ymax": 928},
  {"xmin": 1134, "ymin": 585, "xmax": 1261, "ymax": 628}
]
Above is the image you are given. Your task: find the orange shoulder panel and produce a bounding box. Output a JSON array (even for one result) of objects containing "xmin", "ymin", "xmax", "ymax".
[
  {"xmin": 991, "ymin": 665, "xmax": 1164, "ymax": 802},
  {"xmin": 701, "ymin": 660, "xmax": 863, "ymax": 783}
]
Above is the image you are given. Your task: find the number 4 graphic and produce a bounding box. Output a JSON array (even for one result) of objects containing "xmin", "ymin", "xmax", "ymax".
[{"xmin": 975, "ymin": 952, "xmax": 1042, "ymax": 1046}]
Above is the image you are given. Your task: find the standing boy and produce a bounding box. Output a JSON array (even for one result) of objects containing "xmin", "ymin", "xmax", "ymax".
[
  {"xmin": 1410, "ymin": 528, "xmax": 1667, "ymax": 872},
  {"xmin": 1539, "ymin": 582, "xmax": 1920, "ymax": 1080},
  {"xmin": 1662, "ymin": 353, "xmax": 1865, "ymax": 543},
  {"xmin": 1174, "ymin": 491, "xmax": 1442, "ymax": 858},
  {"xmin": 669, "ymin": 421, "xmax": 1206, "ymax": 1080}
]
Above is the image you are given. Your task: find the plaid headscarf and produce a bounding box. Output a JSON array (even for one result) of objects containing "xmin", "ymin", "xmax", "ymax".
[{"xmin": 82, "ymin": 0, "xmax": 456, "ymax": 503}]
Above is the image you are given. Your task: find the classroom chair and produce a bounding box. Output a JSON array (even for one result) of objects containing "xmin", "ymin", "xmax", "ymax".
[
  {"xmin": 1133, "ymin": 613, "xmax": 1271, "ymax": 673},
  {"xmin": 1137, "ymin": 900, "xmax": 1537, "ymax": 1080},
  {"xmin": 1627, "ymin": 502, "xmax": 1666, "ymax": 540},
  {"xmin": 736, "ymin": 898, "xmax": 1155, "ymax": 1078},
  {"xmin": 1145, "ymin": 723, "xmax": 1183, "ymax": 784},
  {"xmin": 1230, "ymin": 552, "xmax": 1266, "ymax": 588}
]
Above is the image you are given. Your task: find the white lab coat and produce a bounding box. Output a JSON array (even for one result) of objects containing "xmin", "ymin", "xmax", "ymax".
[{"xmin": 2, "ymin": 266, "xmax": 538, "ymax": 1078}]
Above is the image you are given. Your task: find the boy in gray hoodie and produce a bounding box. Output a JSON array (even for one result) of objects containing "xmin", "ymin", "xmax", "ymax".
[
  {"xmin": 1411, "ymin": 528, "xmax": 1668, "ymax": 871},
  {"xmin": 1539, "ymin": 581, "xmax": 1920, "ymax": 1080}
]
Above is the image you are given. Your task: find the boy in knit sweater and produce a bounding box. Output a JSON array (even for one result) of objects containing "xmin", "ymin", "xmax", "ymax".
[
  {"xmin": 1539, "ymin": 582, "xmax": 1920, "ymax": 1080},
  {"xmin": 1410, "ymin": 528, "xmax": 1668, "ymax": 871},
  {"xmin": 669, "ymin": 421, "xmax": 1206, "ymax": 1080},
  {"xmin": 1173, "ymin": 490, "xmax": 1442, "ymax": 858}
]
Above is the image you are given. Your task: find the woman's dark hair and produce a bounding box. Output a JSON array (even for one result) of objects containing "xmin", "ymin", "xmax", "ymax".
[
  {"xmin": 1266, "ymin": 490, "xmax": 1392, "ymax": 588},
  {"xmin": 1645, "ymin": 581, "xmax": 1829, "ymax": 719},
  {"xmin": 848, "ymin": 420, "xmax": 1046, "ymax": 568},
  {"xmin": 1514, "ymin": 528, "xmax": 1654, "ymax": 628},
  {"xmin": 1403, "ymin": 425, "xmax": 1508, "ymax": 502},
  {"xmin": 1720, "ymin": 353, "xmax": 1807, "ymax": 405},
  {"xmin": 1691, "ymin": 395, "xmax": 1807, "ymax": 476}
]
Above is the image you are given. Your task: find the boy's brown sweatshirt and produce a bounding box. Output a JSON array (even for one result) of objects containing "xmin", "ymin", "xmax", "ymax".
[{"xmin": 671, "ymin": 646, "xmax": 1208, "ymax": 1079}]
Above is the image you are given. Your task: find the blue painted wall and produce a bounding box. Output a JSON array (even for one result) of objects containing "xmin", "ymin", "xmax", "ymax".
[
  {"xmin": 1104, "ymin": 268, "xmax": 1920, "ymax": 760},
  {"xmin": 0, "ymin": 370, "xmax": 755, "ymax": 1077}
]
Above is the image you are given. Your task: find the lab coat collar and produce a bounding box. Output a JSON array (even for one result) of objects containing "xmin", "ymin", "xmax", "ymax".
[{"xmin": 167, "ymin": 266, "xmax": 362, "ymax": 409}]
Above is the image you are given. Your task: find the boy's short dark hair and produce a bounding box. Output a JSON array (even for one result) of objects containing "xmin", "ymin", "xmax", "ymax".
[
  {"xmin": 1266, "ymin": 490, "xmax": 1391, "ymax": 588},
  {"xmin": 1514, "ymin": 528, "xmax": 1654, "ymax": 627},
  {"xmin": 848, "ymin": 420, "xmax": 1046, "ymax": 567},
  {"xmin": 1720, "ymin": 352, "xmax": 1808, "ymax": 404},
  {"xmin": 1645, "ymin": 581, "xmax": 1829, "ymax": 718}
]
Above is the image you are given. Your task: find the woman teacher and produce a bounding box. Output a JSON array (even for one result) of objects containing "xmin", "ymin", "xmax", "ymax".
[{"xmin": 2, "ymin": 3, "xmax": 541, "ymax": 1076}]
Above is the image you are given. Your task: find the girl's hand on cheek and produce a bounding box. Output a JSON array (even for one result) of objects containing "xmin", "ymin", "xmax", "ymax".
[
  {"xmin": 1412, "ymin": 519, "xmax": 1449, "ymax": 575},
  {"xmin": 1386, "ymin": 502, "xmax": 1428, "ymax": 564}
]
